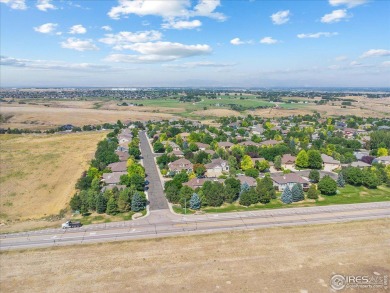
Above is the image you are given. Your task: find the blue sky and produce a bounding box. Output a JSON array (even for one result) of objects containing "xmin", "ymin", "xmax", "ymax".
[{"xmin": 1, "ymin": 0, "xmax": 389, "ymax": 87}]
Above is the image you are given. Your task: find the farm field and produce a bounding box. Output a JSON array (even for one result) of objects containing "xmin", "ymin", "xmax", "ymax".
[
  {"xmin": 1, "ymin": 218, "xmax": 389, "ymax": 292},
  {"xmin": 0, "ymin": 132, "xmax": 107, "ymax": 232},
  {"xmin": 2, "ymin": 95, "xmax": 389, "ymax": 130}
]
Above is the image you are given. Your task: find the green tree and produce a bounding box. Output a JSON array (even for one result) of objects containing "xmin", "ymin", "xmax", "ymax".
[
  {"xmin": 179, "ymin": 186, "xmax": 194, "ymax": 208},
  {"xmin": 165, "ymin": 184, "xmax": 180, "ymax": 203},
  {"xmin": 257, "ymin": 176, "xmax": 276, "ymax": 199},
  {"xmin": 239, "ymin": 189, "xmax": 252, "ymax": 206},
  {"xmin": 131, "ymin": 192, "xmax": 146, "ymax": 212},
  {"xmin": 193, "ymin": 163, "xmax": 206, "ymax": 177},
  {"xmin": 362, "ymin": 169, "xmax": 381, "ymax": 189},
  {"xmin": 241, "ymin": 155, "xmax": 254, "ymax": 171},
  {"xmin": 129, "ymin": 147, "xmax": 141, "ymax": 159},
  {"xmin": 274, "ymin": 155, "xmax": 282, "ymax": 170},
  {"xmin": 245, "ymin": 168, "xmax": 259, "ymax": 178},
  {"xmin": 153, "ymin": 141, "xmax": 165, "ymax": 153},
  {"xmin": 337, "ymin": 172, "xmax": 345, "ymax": 187},
  {"xmin": 70, "ymin": 193, "xmax": 82, "ymax": 211},
  {"xmin": 117, "ymin": 188, "xmax": 132, "ymax": 212},
  {"xmin": 307, "ymin": 150, "xmax": 323, "ymax": 169},
  {"xmin": 291, "ymin": 184, "xmax": 304, "ymax": 202},
  {"xmin": 224, "ymin": 177, "xmax": 241, "ymax": 203},
  {"xmin": 318, "ymin": 175, "xmax": 337, "ymax": 195},
  {"xmin": 256, "ymin": 160, "xmax": 270, "ymax": 172},
  {"xmin": 281, "ymin": 186, "xmax": 293, "ymax": 204},
  {"xmin": 296, "ymin": 150, "xmax": 309, "ymax": 168},
  {"xmin": 189, "ymin": 193, "xmax": 201, "ymax": 210},
  {"xmin": 202, "ymin": 181, "xmax": 224, "ymax": 207},
  {"xmin": 377, "ymin": 147, "xmax": 388, "ymax": 157},
  {"xmin": 127, "ymin": 163, "xmax": 145, "ymax": 178},
  {"xmin": 96, "ymin": 193, "xmax": 107, "ymax": 214},
  {"xmin": 343, "ymin": 167, "xmax": 363, "ymax": 186},
  {"xmin": 309, "ymin": 169, "xmax": 320, "ymax": 183},
  {"xmin": 307, "ymin": 185, "xmax": 319, "ymax": 199},
  {"xmin": 106, "ymin": 196, "xmax": 118, "ymax": 215}
]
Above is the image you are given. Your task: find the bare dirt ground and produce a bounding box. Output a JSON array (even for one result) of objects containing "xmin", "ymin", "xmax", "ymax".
[
  {"xmin": 0, "ymin": 103, "xmax": 174, "ymax": 129},
  {"xmin": 192, "ymin": 108, "xmax": 241, "ymax": 117},
  {"xmin": 0, "ymin": 132, "xmax": 107, "ymax": 231},
  {"xmin": 1, "ymin": 219, "xmax": 389, "ymax": 293}
]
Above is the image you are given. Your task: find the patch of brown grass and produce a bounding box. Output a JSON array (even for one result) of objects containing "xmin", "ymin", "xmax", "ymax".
[
  {"xmin": 0, "ymin": 132, "xmax": 107, "ymax": 228},
  {"xmin": 1, "ymin": 219, "xmax": 389, "ymax": 293}
]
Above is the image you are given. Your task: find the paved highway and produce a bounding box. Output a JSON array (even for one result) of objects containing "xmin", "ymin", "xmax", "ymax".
[{"xmin": 1, "ymin": 202, "xmax": 389, "ymax": 250}]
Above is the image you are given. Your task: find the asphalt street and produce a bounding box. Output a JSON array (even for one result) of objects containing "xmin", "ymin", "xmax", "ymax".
[
  {"xmin": 1, "ymin": 202, "xmax": 389, "ymax": 250},
  {"xmin": 139, "ymin": 130, "xmax": 169, "ymax": 210}
]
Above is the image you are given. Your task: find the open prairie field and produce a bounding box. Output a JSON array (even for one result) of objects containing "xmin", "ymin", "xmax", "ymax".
[
  {"xmin": 0, "ymin": 132, "xmax": 107, "ymax": 232},
  {"xmin": 1, "ymin": 219, "xmax": 389, "ymax": 293},
  {"xmin": 0, "ymin": 102, "xmax": 174, "ymax": 130}
]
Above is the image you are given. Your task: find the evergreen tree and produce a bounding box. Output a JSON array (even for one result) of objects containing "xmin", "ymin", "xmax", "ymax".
[
  {"xmin": 309, "ymin": 169, "xmax": 320, "ymax": 183},
  {"xmin": 281, "ymin": 186, "xmax": 293, "ymax": 204},
  {"xmin": 337, "ymin": 172, "xmax": 345, "ymax": 187},
  {"xmin": 239, "ymin": 182, "xmax": 250, "ymax": 197},
  {"xmin": 239, "ymin": 189, "xmax": 252, "ymax": 206},
  {"xmin": 189, "ymin": 193, "xmax": 201, "ymax": 210},
  {"xmin": 291, "ymin": 184, "xmax": 304, "ymax": 202},
  {"xmin": 106, "ymin": 196, "xmax": 118, "ymax": 215},
  {"xmin": 131, "ymin": 192, "xmax": 146, "ymax": 212},
  {"xmin": 318, "ymin": 175, "xmax": 337, "ymax": 195},
  {"xmin": 117, "ymin": 188, "xmax": 131, "ymax": 212},
  {"xmin": 307, "ymin": 185, "xmax": 319, "ymax": 199},
  {"xmin": 274, "ymin": 155, "xmax": 282, "ymax": 170},
  {"xmin": 96, "ymin": 193, "xmax": 107, "ymax": 214}
]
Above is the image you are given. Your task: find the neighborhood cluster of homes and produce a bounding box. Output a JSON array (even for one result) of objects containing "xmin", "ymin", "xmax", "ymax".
[{"xmin": 97, "ymin": 118, "xmax": 390, "ymax": 195}]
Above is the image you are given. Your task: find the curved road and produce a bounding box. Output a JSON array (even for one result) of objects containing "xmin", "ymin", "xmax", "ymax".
[{"xmin": 1, "ymin": 132, "xmax": 389, "ymax": 250}]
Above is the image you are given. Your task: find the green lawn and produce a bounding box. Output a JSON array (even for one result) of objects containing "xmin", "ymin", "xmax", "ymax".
[
  {"xmin": 76, "ymin": 209, "xmax": 147, "ymax": 225},
  {"xmin": 172, "ymin": 185, "xmax": 390, "ymax": 214}
]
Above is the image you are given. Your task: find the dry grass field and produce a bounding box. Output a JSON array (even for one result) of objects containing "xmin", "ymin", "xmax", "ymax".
[
  {"xmin": 0, "ymin": 132, "xmax": 107, "ymax": 232},
  {"xmin": 0, "ymin": 102, "xmax": 174, "ymax": 130},
  {"xmin": 1, "ymin": 219, "xmax": 389, "ymax": 293}
]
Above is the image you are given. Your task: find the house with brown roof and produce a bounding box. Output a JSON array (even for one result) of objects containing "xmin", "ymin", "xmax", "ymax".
[
  {"xmin": 179, "ymin": 132, "xmax": 190, "ymax": 141},
  {"xmin": 168, "ymin": 150, "xmax": 184, "ymax": 157},
  {"xmin": 239, "ymin": 141, "xmax": 260, "ymax": 147},
  {"xmin": 107, "ymin": 161, "xmax": 127, "ymax": 172},
  {"xmin": 281, "ymin": 154, "xmax": 296, "ymax": 170},
  {"xmin": 260, "ymin": 140, "xmax": 280, "ymax": 147},
  {"xmin": 168, "ymin": 158, "xmax": 193, "ymax": 173},
  {"xmin": 237, "ymin": 175, "xmax": 257, "ymax": 187},
  {"xmin": 196, "ymin": 142, "xmax": 210, "ymax": 150},
  {"xmin": 321, "ymin": 154, "xmax": 341, "ymax": 171},
  {"xmin": 116, "ymin": 150, "xmax": 129, "ymax": 162},
  {"xmin": 217, "ymin": 141, "xmax": 234, "ymax": 150},
  {"xmin": 271, "ymin": 173, "xmax": 310, "ymax": 191},
  {"xmin": 205, "ymin": 158, "xmax": 229, "ymax": 177},
  {"xmin": 183, "ymin": 177, "xmax": 224, "ymax": 189},
  {"xmin": 102, "ymin": 172, "xmax": 127, "ymax": 185}
]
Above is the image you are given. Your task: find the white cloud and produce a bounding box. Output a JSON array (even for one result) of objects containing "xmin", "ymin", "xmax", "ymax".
[
  {"xmin": 360, "ymin": 49, "xmax": 390, "ymax": 58},
  {"xmin": 271, "ymin": 10, "xmax": 290, "ymax": 25},
  {"xmin": 0, "ymin": 0, "xmax": 26, "ymax": 10},
  {"xmin": 99, "ymin": 31, "xmax": 162, "ymax": 50},
  {"xmin": 69, "ymin": 24, "xmax": 87, "ymax": 34},
  {"xmin": 380, "ymin": 61, "xmax": 390, "ymax": 67},
  {"xmin": 101, "ymin": 25, "xmax": 112, "ymax": 31},
  {"xmin": 350, "ymin": 60, "xmax": 363, "ymax": 67},
  {"xmin": 61, "ymin": 38, "xmax": 99, "ymax": 51},
  {"xmin": 321, "ymin": 9, "xmax": 351, "ymax": 23},
  {"xmin": 105, "ymin": 41, "xmax": 212, "ymax": 63},
  {"xmin": 163, "ymin": 61, "xmax": 235, "ymax": 68},
  {"xmin": 260, "ymin": 37, "xmax": 278, "ymax": 44},
  {"xmin": 230, "ymin": 38, "xmax": 245, "ymax": 45},
  {"xmin": 33, "ymin": 23, "xmax": 58, "ymax": 34},
  {"xmin": 0, "ymin": 55, "xmax": 117, "ymax": 72},
  {"xmin": 36, "ymin": 0, "xmax": 56, "ymax": 11},
  {"xmin": 297, "ymin": 32, "xmax": 338, "ymax": 38},
  {"xmin": 108, "ymin": 0, "xmax": 226, "ymax": 21},
  {"xmin": 162, "ymin": 19, "xmax": 202, "ymax": 30},
  {"xmin": 329, "ymin": 0, "xmax": 368, "ymax": 8},
  {"xmin": 335, "ymin": 55, "xmax": 348, "ymax": 61}
]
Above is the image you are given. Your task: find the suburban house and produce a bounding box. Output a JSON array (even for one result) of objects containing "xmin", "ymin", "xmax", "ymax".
[
  {"xmin": 102, "ymin": 172, "xmax": 127, "ymax": 185},
  {"xmin": 183, "ymin": 177, "xmax": 224, "ymax": 189},
  {"xmin": 251, "ymin": 124, "xmax": 265, "ymax": 135},
  {"xmin": 217, "ymin": 141, "xmax": 234, "ymax": 150},
  {"xmin": 168, "ymin": 150, "xmax": 184, "ymax": 157},
  {"xmin": 101, "ymin": 185, "xmax": 126, "ymax": 193},
  {"xmin": 179, "ymin": 132, "xmax": 190, "ymax": 141},
  {"xmin": 162, "ymin": 141, "xmax": 180, "ymax": 151},
  {"xmin": 116, "ymin": 151, "xmax": 129, "ymax": 162},
  {"xmin": 237, "ymin": 175, "xmax": 257, "ymax": 187},
  {"xmin": 281, "ymin": 154, "xmax": 296, "ymax": 170},
  {"xmin": 107, "ymin": 161, "xmax": 127, "ymax": 172},
  {"xmin": 205, "ymin": 159, "xmax": 229, "ymax": 177},
  {"xmin": 239, "ymin": 141, "xmax": 260, "ymax": 147},
  {"xmin": 373, "ymin": 156, "xmax": 390, "ymax": 166},
  {"xmin": 168, "ymin": 158, "xmax": 193, "ymax": 173},
  {"xmin": 321, "ymin": 154, "xmax": 341, "ymax": 171},
  {"xmin": 271, "ymin": 173, "xmax": 310, "ymax": 191},
  {"xmin": 350, "ymin": 161, "xmax": 371, "ymax": 168},
  {"xmin": 260, "ymin": 140, "xmax": 280, "ymax": 147},
  {"xmin": 117, "ymin": 142, "xmax": 129, "ymax": 152},
  {"xmin": 354, "ymin": 150, "xmax": 370, "ymax": 160},
  {"xmin": 196, "ymin": 142, "xmax": 209, "ymax": 150}
]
